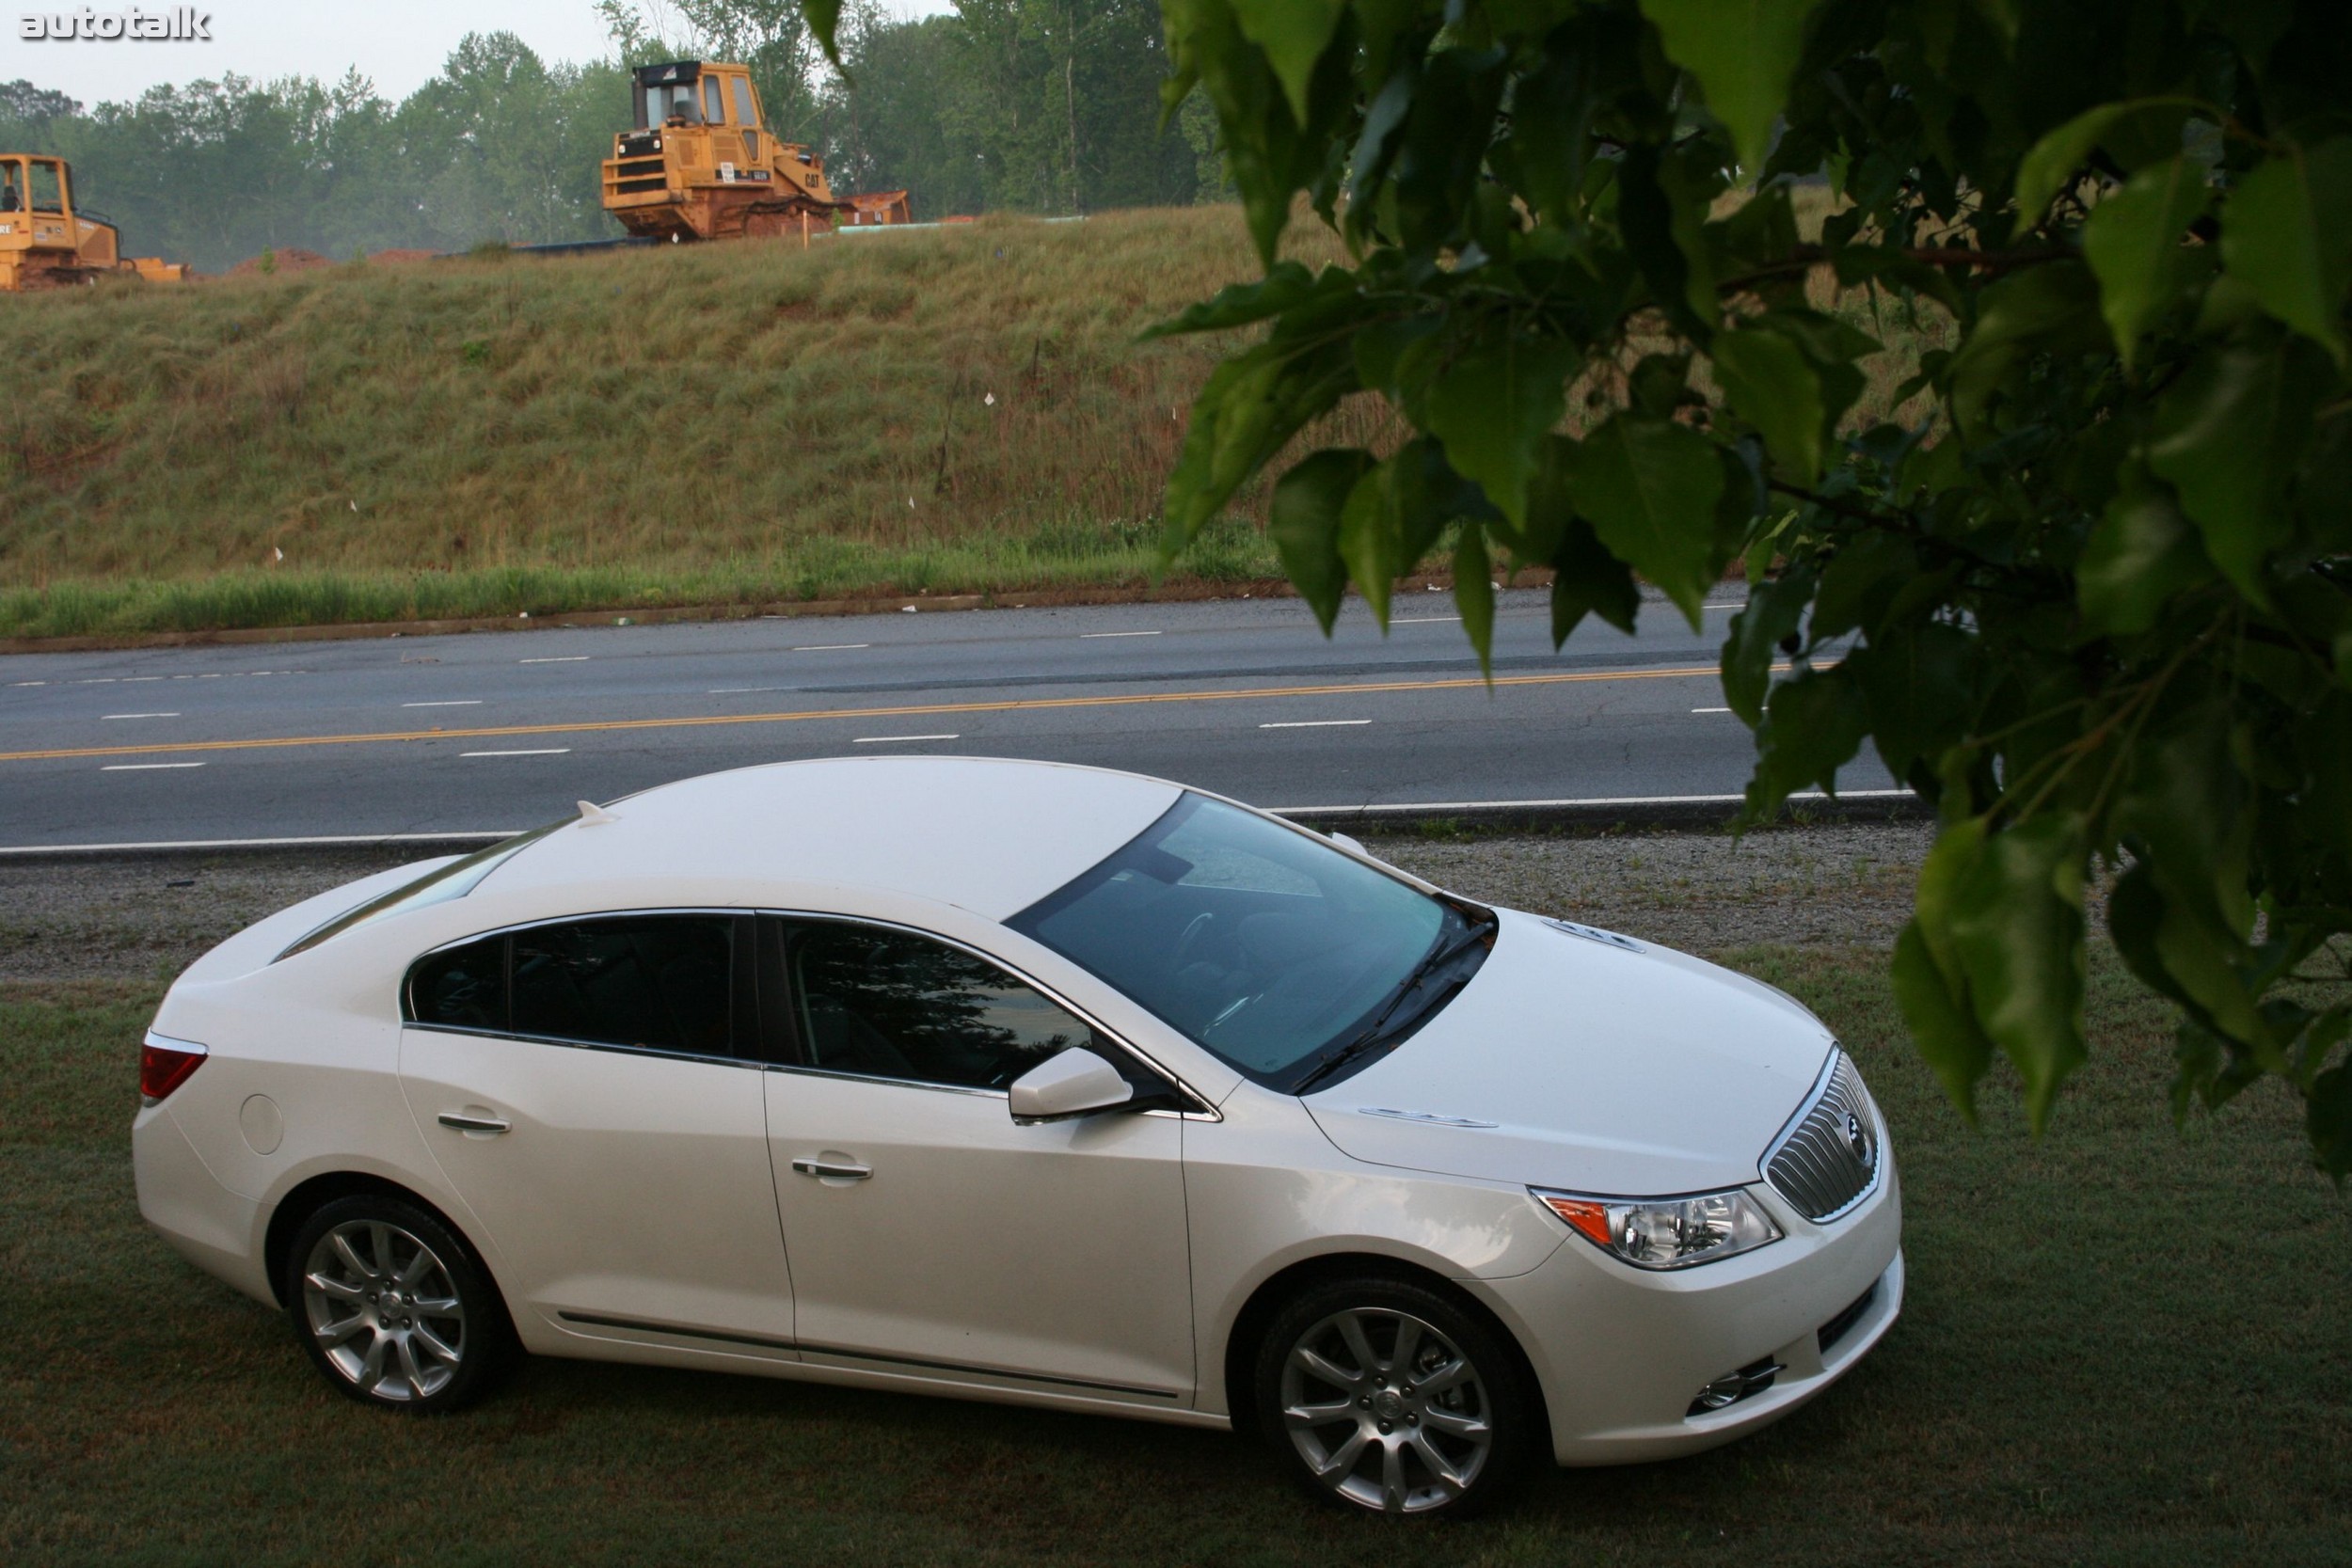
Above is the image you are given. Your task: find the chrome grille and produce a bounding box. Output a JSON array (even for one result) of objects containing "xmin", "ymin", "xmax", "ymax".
[{"xmin": 1763, "ymin": 1051, "xmax": 1879, "ymax": 1222}]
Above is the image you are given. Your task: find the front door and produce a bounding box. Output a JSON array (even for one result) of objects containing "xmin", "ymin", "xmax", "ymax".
[
  {"xmin": 760, "ymin": 916, "xmax": 1195, "ymax": 1406},
  {"xmin": 397, "ymin": 913, "xmax": 796, "ymax": 1355}
]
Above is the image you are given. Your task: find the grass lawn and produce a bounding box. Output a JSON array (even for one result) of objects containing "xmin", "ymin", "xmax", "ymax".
[
  {"xmin": 2, "ymin": 948, "xmax": 2344, "ymax": 1566},
  {"xmin": 0, "ymin": 195, "xmax": 1946, "ymax": 641}
]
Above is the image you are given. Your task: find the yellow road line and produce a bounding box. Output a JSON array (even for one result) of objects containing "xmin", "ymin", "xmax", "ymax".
[{"xmin": 1, "ymin": 663, "xmax": 1727, "ymax": 766}]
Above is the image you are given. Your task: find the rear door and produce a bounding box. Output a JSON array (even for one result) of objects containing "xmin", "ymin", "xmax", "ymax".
[
  {"xmin": 757, "ymin": 915, "xmax": 1196, "ymax": 1406},
  {"xmin": 398, "ymin": 912, "xmax": 797, "ymax": 1356}
]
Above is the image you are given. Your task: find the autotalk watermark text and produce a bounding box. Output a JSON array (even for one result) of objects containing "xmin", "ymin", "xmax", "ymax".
[{"xmin": 19, "ymin": 7, "xmax": 212, "ymax": 40}]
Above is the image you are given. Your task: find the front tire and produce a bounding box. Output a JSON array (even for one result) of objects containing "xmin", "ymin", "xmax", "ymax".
[
  {"xmin": 1252, "ymin": 1275, "xmax": 1540, "ymax": 1518},
  {"xmin": 282, "ymin": 1195, "xmax": 513, "ymax": 1413}
]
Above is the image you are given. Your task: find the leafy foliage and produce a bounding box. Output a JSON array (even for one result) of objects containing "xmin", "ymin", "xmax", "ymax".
[{"xmin": 1101, "ymin": 0, "xmax": 2352, "ymax": 1168}]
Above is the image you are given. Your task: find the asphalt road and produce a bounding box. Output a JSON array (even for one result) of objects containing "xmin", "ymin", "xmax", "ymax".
[{"xmin": 0, "ymin": 587, "xmax": 1896, "ymax": 849}]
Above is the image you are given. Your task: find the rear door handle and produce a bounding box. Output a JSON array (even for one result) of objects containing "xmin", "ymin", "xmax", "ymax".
[
  {"xmin": 437, "ymin": 1111, "xmax": 511, "ymax": 1134},
  {"xmin": 790, "ymin": 1157, "xmax": 871, "ymax": 1181}
]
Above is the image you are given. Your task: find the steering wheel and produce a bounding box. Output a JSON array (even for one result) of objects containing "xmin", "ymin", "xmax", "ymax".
[{"xmin": 1172, "ymin": 911, "xmax": 1217, "ymax": 972}]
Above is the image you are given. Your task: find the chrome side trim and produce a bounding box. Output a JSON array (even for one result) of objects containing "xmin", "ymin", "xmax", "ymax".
[
  {"xmin": 399, "ymin": 1022, "xmax": 755, "ymax": 1072},
  {"xmin": 553, "ymin": 1310, "xmax": 1182, "ymax": 1399}
]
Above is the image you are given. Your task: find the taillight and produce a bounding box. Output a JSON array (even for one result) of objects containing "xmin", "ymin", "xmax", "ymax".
[{"xmin": 140, "ymin": 1034, "xmax": 207, "ymax": 1105}]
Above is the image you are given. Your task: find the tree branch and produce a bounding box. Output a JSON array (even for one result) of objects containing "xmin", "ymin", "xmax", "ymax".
[{"xmin": 1717, "ymin": 243, "xmax": 2074, "ymax": 296}]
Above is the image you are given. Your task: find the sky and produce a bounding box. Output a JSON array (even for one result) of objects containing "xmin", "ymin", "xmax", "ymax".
[{"xmin": 4, "ymin": 1, "xmax": 947, "ymax": 109}]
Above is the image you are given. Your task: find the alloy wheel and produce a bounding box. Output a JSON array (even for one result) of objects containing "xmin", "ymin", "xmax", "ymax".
[
  {"xmin": 300, "ymin": 1218, "xmax": 467, "ymax": 1402},
  {"xmin": 1278, "ymin": 1306, "xmax": 1493, "ymax": 1514}
]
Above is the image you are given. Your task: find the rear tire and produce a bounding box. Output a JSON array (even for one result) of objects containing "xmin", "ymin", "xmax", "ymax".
[
  {"xmin": 1252, "ymin": 1274, "xmax": 1541, "ymax": 1518},
  {"xmin": 282, "ymin": 1195, "xmax": 514, "ymax": 1414}
]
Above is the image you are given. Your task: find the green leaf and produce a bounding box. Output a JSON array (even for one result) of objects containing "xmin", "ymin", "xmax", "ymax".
[
  {"xmin": 1141, "ymin": 261, "xmax": 1341, "ymax": 341},
  {"xmin": 1229, "ymin": 0, "xmax": 1347, "ymax": 130},
  {"xmin": 1710, "ymin": 327, "xmax": 1824, "ymax": 483},
  {"xmin": 1454, "ymin": 524, "xmax": 1496, "ymax": 678},
  {"xmin": 1423, "ymin": 338, "xmax": 1579, "ymax": 529},
  {"xmin": 1744, "ymin": 662, "xmax": 1868, "ymax": 817},
  {"xmin": 2076, "ymin": 473, "xmax": 2215, "ymax": 635},
  {"xmin": 1639, "ymin": 0, "xmax": 1820, "ymax": 174},
  {"xmin": 1944, "ymin": 813, "xmax": 2090, "ymax": 1133},
  {"xmin": 2220, "ymin": 137, "xmax": 2352, "ymax": 366},
  {"xmin": 1566, "ymin": 417, "xmax": 1726, "ymax": 627},
  {"xmin": 1331, "ymin": 439, "xmax": 1466, "ymax": 631},
  {"xmin": 1892, "ymin": 919, "xmax": 1994, "ymax": 1124},
  {"xmin": 2146, "ymin": 330, "xmax": 2330, "ymax": 603},
  {"xmin": 1846, "ymin": 620, "xmax": 1975, "ymax": 782},
  {"xmin": 1268, "ymin": 450, "xmax": 1374, "ymax": 634},
  {"xmin": 1159, "ymin": 336, "xmax": 1359, "ymax": 552},
  {"xmin": 1548, "ymin": 516, "xmax": 1642, "ymax": 645},
  {"xmin": 1812, "ymin": 531, "xmax": 1919, "ymax": 640},
  {"xmin": 801, "ymin": 0, "xmax": 846, "ymax": 66},
  {"xmin": 1720, "ymin": 565, "xmax": 1815, "ymax": 724},
  {"xmin": 2013, "ymin": 98, "xmax": 2198, "ymax": 224},
  {"xmin": 1947, "ymin": 261, "xmax": 2109, "ymax": 435},
  {"xmin": 2081, "ymin": 155, "xmax": 2213, "ymax": 372}
]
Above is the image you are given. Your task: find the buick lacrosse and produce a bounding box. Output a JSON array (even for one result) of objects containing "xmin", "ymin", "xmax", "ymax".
[{"xmin": 135, "ymin": 755, "xmax": 1900, "ymax": 1516}]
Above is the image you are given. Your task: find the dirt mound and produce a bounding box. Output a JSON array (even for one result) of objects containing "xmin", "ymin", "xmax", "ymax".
[
  {"xmin": 227, "ymin": 247, "xmax": 338, "ymax": 277},
  {"xmin": 369, "ymin": 248, "xmax": 438, "ymax": 264}
]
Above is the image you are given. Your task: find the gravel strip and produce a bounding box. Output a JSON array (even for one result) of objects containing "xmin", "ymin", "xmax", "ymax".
[
  {"xmin": 0, "ymin": 822, "xmax": 1931, "ymax": 989},
  {"xmin": 1368, "ymin": 823, "xmax": 1933, "ymax": 952}
]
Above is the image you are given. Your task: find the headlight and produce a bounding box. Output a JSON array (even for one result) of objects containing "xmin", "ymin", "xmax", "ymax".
[{"xmin": 1533, "ymin": 1186, "xmax": 1783, "ymax": 1269}]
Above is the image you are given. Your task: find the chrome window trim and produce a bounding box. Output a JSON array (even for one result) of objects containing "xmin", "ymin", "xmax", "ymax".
[
  {"xmin": 400, "ymin": 906, "xmax": 1221, "ymax": 1117},
  {"xmin": 1756, "ymin": 1045, "xmax": 1884, "ymax": 1225},
  {"xmin": 399, "ymin": 1022, "xmax": 757, "ymax": 1073},
  {"xmin": 756, "ymin": 907, "xmax": 1222, "ymax": 1119}
]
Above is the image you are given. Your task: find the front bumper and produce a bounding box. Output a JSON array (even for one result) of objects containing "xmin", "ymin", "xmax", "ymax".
[{"xmin": 1472, "ymin": 1157, "xmax": 1903, "ymax": 1465}]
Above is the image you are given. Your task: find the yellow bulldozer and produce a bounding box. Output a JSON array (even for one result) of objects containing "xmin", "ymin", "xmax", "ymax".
[
  {"xmin": 600, "ymin": 60, "xmax": 911, "ymax": 243},
  {"xmin": 0, "ymin": 153, "xmax": 187, "ymax": 292}
]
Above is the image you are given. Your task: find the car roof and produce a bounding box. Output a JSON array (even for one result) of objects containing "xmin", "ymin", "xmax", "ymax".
[{"xmin": 478, "ymin": 755, "xmax": 1185, "ymax": 922}]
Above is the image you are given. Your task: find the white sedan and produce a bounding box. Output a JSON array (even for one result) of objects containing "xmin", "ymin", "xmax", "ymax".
[{"xmin": 135, "ymin": 756, "xmax": 1901, "ymax": 1517}]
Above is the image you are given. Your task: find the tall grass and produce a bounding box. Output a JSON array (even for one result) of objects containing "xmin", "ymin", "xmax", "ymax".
[{"xmin": 0, "ymin": 198, "xmax": 1940, "ymax": 640}]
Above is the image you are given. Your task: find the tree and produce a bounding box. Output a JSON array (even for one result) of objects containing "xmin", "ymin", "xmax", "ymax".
[{"xmin": 819, "ymin": 0, "xmax": 2352, "ymax": 1171}]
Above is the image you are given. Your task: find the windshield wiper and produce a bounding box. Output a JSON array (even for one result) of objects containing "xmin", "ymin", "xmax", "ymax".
[{"xmin": 1290, "ymin": 910, "xmax": 1495, "ymax": 1095}]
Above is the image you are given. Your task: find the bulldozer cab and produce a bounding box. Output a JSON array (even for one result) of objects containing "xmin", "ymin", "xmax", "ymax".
[{"xmin": 0, "ymin": 154, "xmax": 72, "ymax": 221}]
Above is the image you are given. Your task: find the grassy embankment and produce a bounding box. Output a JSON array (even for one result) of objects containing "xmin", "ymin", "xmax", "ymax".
[
  {"xmin": 0, "ymin": 200, "xmax": 1946, "ymax": 641},
  {"xmin": 3, "ymin": 942, "xmax": 2344, "ymax": 1564}
]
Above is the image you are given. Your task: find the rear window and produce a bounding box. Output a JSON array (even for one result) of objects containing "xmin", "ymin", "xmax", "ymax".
[{"xmin": 275, "ymin": 820, "xmax": 565, "ymax": 961}]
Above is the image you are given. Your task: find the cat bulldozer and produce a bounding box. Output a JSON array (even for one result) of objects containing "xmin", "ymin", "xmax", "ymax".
[
  {"xmin": 0, "ymin": 153, "xmax": 188, "ymax": 292},
  {"xmin": 600, "ymin": 60, "xmax": 912, "ymax": 243}
]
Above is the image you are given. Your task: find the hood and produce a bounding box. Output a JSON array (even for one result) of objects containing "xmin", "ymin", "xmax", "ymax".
[{"xmin": 1304, "ymin": 910, "xmax": 1833, "ymax": 1195}]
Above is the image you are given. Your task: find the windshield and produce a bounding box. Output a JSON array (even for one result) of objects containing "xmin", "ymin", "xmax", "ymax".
[
  {"xmin": 1009, "ymin": 795, "xmax": 1481, "ymax": 1089},
  {"xmin": 275, "ymin": 818, "xmax": 566, "ymax": 961}
]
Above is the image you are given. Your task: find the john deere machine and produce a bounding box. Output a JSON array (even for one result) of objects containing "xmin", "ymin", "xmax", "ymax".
[
  {"xmin": 600, "ymin": 60, "xmax": 911, "ymax": 243},
  {"xmin": 0, "ymin": 152, "xmax": 187, "ymax": 292}
]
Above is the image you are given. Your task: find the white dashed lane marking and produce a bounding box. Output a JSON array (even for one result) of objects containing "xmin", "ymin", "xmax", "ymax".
[
  {"xmin": 519, "ymin": 657, "xmax": 589, "ymax": 664},
  {"xmin": 1261, "ymin": 720, "xmax": 1372, "ymax": 729},
  {"xmin": 1079, "ymin": 630, "xmax": 1161, "ymax": 639},
  {"xmin": 851, "ymin": 734, "xmax": 960, "ymax": 744},
  {"xmin": 403, "ymin": 701, "xmax": 484, "ymax": 708},
  {"xmin": 461, "ymin": 748, "xmax": 571, "ymax": 757},
  {"xmin": 792, "ymin": 643, "xmax": 869, "ymax": 652},
  {"xmin": 102, "ymin": 762, "xmax": 205, "ymax": 771},
  {"xmin": 1692, "ymin": 707, "xmax": 1733, "ymax": 714},
  {"xmin": 102, "ymin": 713, "xmax": 179, "ymax": 721}
]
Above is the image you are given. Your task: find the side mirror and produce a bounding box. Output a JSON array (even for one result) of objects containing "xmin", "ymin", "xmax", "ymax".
[{"xmin": 1009, "ymin": 1047, "xmax": 1134, "ymax": 1124}]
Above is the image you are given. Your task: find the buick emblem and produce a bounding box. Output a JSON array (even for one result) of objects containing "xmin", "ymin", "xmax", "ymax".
[{"xmin": 1843, "ymin": 1110, "xmax": 1869, "ymax": 1161}]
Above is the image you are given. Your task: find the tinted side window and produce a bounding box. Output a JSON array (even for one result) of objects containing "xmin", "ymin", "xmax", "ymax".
[
  {"xmin": 407, "ymin": 934, "xmax": 508, "ymax": 1031},
  {"xmin": 511, "ymin": 917, "xmax": 733, "ymax": 1055},
  {"xmin": 787, "ymin": 922, "xmax": 1089, "ymax": 1091}
]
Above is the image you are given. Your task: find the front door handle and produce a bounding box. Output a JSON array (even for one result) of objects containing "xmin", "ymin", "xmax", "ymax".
[
  {"xmin": 437, "ymin": 1111, "xmax": 511, "ymax": 1134},
  {"xmin": 789, "ymin": 1157, "xmax": 871, "ymax": 1181}
]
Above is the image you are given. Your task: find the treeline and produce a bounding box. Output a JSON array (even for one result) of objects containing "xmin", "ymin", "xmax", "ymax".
[{"xmin": 0, "ymin": 0, "xmax": 1218, "ymax": 274}]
